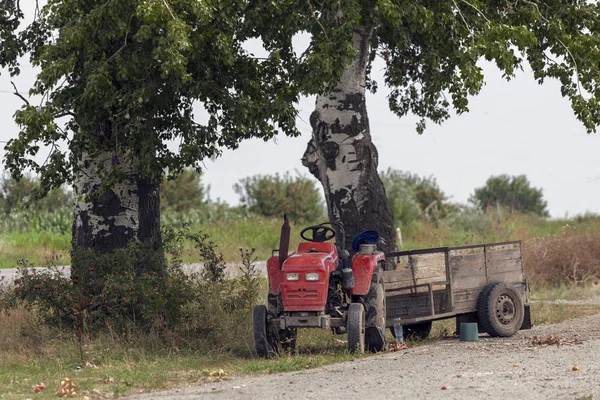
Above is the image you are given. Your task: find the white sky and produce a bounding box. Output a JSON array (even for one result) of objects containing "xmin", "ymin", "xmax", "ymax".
[{"xmin": 1, "ymin": 5, "xmax": 599, "ymax": 219}]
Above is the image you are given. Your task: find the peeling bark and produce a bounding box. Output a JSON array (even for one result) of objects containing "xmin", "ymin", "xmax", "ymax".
[
  {"xmin": 302, "ymin": 28, "xmax": 396, "ymax": 255},
  {"xmin": 71, "ymin": 125, "xmax": 162, "ymax": 278}
]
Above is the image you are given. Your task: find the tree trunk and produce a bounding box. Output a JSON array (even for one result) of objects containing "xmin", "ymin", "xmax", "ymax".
[
  {"xmin": 71, "ymin": 125, "xmax": 162, "ymax": 279},
  {"xmin": 302, "ymin": 28, "xmax": 396, "ymax": 255}
]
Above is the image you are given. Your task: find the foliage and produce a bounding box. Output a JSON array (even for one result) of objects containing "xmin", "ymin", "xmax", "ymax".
[
  {"xmin": 471, "ymin": 175, "xmax": 549, "ymax": 217},
  {"xmin": 1, "ymin": 242, "xmax": 193, "ymax": 332},
  {"xmin": 379, "ymin": 170, "xmax": 421, "ymax": 227},
  {"xmin": 4, "ymin": 2, "xmax": 600, "ymax": 195},
  {"xmin": 1, "ymin": 226, "xmax": 231, "ymax": 332},
  {"xmin": 525, "ymin": 231, "xmax": 600, "ymax": 288},
  {"xmin": 160, "ymin": 169, "xmax": 206, "ymax": 212},
  {"xmin": 234, "ymin": 173, "xmax": 324, "ymax": 222},
  {"xmin": 380, "ymin": 168, "xmax": 448, "ymax": 226},
  {"xmin": 0, "ymin": 174, "xmax": 70, "ymax": 215},
  {"xmin": 0, "ymin": 0, "xmax": 357, "ymax": 196},
  {"xmin": 440, "ymin": 204, "xmax": 492, "ymax": 235}
]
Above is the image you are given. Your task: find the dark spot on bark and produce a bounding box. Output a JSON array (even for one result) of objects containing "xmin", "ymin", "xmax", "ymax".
[
  {"xmin": 309, "ymin": 111, "xmax": 320, "ymax": 130},
  {"xmin": 92, "ymin": 191, "xmax": 122, "ymax": 218},
  {"xmin": 322, "ymin": 141, "xmax": 339, "ymax": 161},
  {"xmin": 342, "ymin": 155, "xmax": 346, "ymax": 163},
  {"xmin": 138, "ymin": 178, "xmax": 161, "ymax": 252},
  {"xmin": 84, "ymin": 159, "xmax": 90, "ymax": 169}
]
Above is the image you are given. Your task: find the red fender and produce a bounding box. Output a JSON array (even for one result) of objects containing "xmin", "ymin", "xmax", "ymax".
[
  {"xmin": 267, "ymin": 255, "xmax": 284, "ymax": 295},
  {"xmin": 350, "ymin": 251, "xmax": 386, "ymax": 296}
]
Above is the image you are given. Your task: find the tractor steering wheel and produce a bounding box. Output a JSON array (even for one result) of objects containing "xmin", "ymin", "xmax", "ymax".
[{"xmin": 300, "ymin": 225, "xmax": 336, "ymax": 243}]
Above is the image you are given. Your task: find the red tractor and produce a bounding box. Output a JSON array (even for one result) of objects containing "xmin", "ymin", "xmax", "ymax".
[{"xmin": 253, "ymin": 216, "xmax": 387, "ymax": 356}]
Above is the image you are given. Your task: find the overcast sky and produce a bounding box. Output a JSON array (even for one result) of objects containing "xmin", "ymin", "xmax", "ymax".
[{"xmin": 1, "ymin": 6, "xmax": 599, "ymax": 219}]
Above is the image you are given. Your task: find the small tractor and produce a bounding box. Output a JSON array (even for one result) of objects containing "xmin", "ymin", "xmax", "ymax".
[{"xmin": 253, "ymin": 216, "xmax": 387, "ymax": 356}]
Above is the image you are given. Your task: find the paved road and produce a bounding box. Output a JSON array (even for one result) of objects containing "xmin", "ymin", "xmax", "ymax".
[
  {"xmin": 0, "ymin": 261, "xmax": 268, "ymax": 286},
  {"xmin": 126, "ymin": 313, "xmax": 600, "ymax": 400}
]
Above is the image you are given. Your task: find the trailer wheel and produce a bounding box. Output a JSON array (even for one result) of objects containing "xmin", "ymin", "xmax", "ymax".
[
  {"xmin": 390, "ymin": 321, "xmax": 433, "ymax": 341},
  {"xmin": 253, "ymin": 305, "xmax": 275, "ymax": 358},
  {"xmin": 364, "ymin": 267, "xmax": 386, "ymax": 352},
  {"xmin": 477, "ymin": 282, "xmax": 524, "ymax": 337},
  {"xmin": 347, "ymin": 303, "xmax": 365, "ymax": 354}
]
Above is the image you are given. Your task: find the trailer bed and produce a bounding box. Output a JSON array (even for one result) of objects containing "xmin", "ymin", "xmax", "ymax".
[{"xmin": 383, "ymin": 241, "xmax": 529, "ymax": 329}]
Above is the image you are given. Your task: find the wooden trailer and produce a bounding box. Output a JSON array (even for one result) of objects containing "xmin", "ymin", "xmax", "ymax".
[{"xmin": 383, "ymin": 241, "xmax": 532, "ymax": 338}]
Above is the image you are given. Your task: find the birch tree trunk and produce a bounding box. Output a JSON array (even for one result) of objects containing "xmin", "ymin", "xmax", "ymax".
[
  {"xmin": 71, "ymin": 124, "xmax": 162, "ymax": 279},
  {"xmin": 302, "ymin": 28, "xmax": 396, "ymax": 255}
]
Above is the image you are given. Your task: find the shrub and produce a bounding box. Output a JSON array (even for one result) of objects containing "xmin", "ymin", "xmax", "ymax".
[
  {"xmin": 471, "ymin": 175, "xmax": 549, "ymax": 217},
  {"xmin": 0, "ymin": 226, "xmax": 263, "ymax": 353},
  {"xmin": 233, "ymin": 172, "xmax": 324, "ymax": 222},
  {"xmin": 524, "ymin": 231, "xmax": 600, "ymax": 287},
  {"xmin": 160, "ymin": 169, "xmax": 207, "ymax": 212},
  {"xmin": 380, "ymin": 169, "xmax": 448, "ymax": 225},
  {"xmin": 0, "ymin": 174, "xmax": 71, "ymax": 215},
  {"xmin": 441, "ymin": 204, "xmax": 492, "ymax": 235}
]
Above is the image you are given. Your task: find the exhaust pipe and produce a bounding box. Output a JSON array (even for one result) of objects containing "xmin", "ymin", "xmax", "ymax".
[{"xmin": 278, "ymin": 214, "xmax": 291, "ymax": 268}]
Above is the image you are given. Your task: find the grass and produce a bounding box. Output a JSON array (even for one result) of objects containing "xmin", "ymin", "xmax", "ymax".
[
  {"xmin": 2, "ymin": 297, "xmax": 600, "ymax": 399},
  {"xmin": 2, "ymin": 209, "xmax": 600, "ymax": 397}
]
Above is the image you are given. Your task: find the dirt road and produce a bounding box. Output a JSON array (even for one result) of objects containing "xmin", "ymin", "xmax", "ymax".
[{"xmin": 126, "ymin": 313, "xmax": 600, "ymax": 400}]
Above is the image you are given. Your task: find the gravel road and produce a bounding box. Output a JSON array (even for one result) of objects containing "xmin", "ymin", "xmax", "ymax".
[{"xmin": 126, "ymin": 313, "xmax": 600, "ymax": 400}]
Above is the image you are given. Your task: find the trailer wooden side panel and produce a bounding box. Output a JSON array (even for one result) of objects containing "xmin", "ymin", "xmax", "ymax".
[
  {"xmin": 384, "ymin": 251, "xmax": 447, "ymax": 293},
  {"xmin": 386, "ymin": 291, "xmax": 447, "ymax": 321},
  {"xmin": 486, "ymin": 242, "xmax": 524, "ymax": 284}
]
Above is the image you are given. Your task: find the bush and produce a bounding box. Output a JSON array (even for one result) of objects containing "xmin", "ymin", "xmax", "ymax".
[
  {"xmin": 0, "ymin": 174, "xmax": 71, "ymax": 215},
  {"xmin": 524, "ymin": 231, "xmax": 600, "ymax": 287},
  {"xmin": 234, "ymin": 172, "xmax": 324, "ymax": 222},
  {"xmin": 471, "ymin": 175, "xmax": 549, "ymax": 217},
  {"xmin": 380, "ymin": 169, "xmax": 448, "ymax": 226},
  {"xmin": 0, "ymin": 227, "xmax": 262, "ymax": 352},
  {"xmin": 161, "ymin": 169, "xmax": 207, "ymax": 212},
  {"xmin": 441, "ymin": 204, "xmax": 492, "ymax": 235}
]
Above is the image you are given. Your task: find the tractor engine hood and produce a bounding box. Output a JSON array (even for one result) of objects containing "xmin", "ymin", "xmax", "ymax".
[{"xmin": 280, "ymin": 243, "xmax": 338, "ymax": 312}]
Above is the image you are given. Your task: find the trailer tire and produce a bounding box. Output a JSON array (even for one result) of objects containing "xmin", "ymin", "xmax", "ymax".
[
  {"xmin": 477, "ymin": 282, "xmax": 524, "ymax": 337},
  {"xmin": 347, "ymin": 303, "xmax": 365, "ymax": 354},
  {"xmin": 253, "ymin": 305, "xmax": 273, "ymax": 358},
  {"xmin": 364, "ymin": 268, "xmax": 386, "ymax": 352},
  {"xmin": 390, "ymin": 321, "xmax": 433, "ymax": 341}
]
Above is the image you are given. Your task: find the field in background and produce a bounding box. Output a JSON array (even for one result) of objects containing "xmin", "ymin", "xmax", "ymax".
[{"xmin": 2, "ymin": 208, "xmax": 600, "ymax": 289}]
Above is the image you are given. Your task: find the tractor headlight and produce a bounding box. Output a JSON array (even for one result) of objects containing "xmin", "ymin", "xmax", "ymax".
[
  {"xmin": 305, "ymin": 272, "xmax": 320, "ymax": 281},
  {"xmin": 286, "ymin": 273, "xmax": 300, "ymax": 281}
]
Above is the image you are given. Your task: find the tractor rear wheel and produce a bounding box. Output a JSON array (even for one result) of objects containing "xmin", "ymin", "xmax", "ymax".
[
  {"xmin": 477, "ymin": 282, "xmax": 524, "ymax": 337},
  {"xmin": 253, "ymin": 305, "xmax": 274, "ymax": 358},
  {"xmin": 364, "ymin": 267, "xmax": 386, "ymax": 352},
  {"xmin": 347, "ymin": 303, "xmax": 365, "ymax": 354}
]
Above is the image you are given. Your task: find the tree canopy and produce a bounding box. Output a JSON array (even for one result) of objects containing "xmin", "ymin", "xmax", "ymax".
[
  {"xmin": 0, "ymin": 0, "xmax": 357, "ymax": 196},
  {"xmin": 2, "ymin": 0, "xmax": 600, "ymax": 224},
  {"xmin": 471, "ymin": 174, "xmax": 549, "ymax": 217}
]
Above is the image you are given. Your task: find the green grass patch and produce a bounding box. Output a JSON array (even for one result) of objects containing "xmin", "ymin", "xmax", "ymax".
[{"xmin": 0, "ymin": 231, "xmax": 70, "ymax": 269}]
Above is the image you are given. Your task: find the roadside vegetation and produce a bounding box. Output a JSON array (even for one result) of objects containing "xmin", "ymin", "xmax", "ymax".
[{"xmin": 2, "ymin": 170, "xmax": 600, "ymax": 398}]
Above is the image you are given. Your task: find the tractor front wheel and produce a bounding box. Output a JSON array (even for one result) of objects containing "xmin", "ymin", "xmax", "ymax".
[
  {"xmin": 347, "ymin": 303, "xmax": 365, "ymax": 354},
  {"xmin": 253, "ymin": 305, "xmax": 274, "ymax": 358}
]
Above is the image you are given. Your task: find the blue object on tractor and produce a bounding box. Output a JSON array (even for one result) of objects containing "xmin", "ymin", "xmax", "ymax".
[{"xmin": 351, "ymin": 230, "xmax": 380, "ymax": 252}]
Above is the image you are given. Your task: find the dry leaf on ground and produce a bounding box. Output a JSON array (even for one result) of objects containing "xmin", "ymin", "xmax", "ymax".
[
  {"xmin": 389, "ymin": 343, "xmax": 408, "ymax": 352},
  {"xmin": 56, "ymin": 377, "xmax": 77, "ymax": 397}
]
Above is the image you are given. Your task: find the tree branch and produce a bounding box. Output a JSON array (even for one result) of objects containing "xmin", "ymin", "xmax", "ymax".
[{"xmin": 11, "ymin": 81, "xmax": 30, "ymax": 106}]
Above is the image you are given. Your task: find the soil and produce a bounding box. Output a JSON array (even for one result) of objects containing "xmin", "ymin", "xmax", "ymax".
[{"xmin": 126, "ymin": 313, "xmax": 600, "ymax": 400}]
